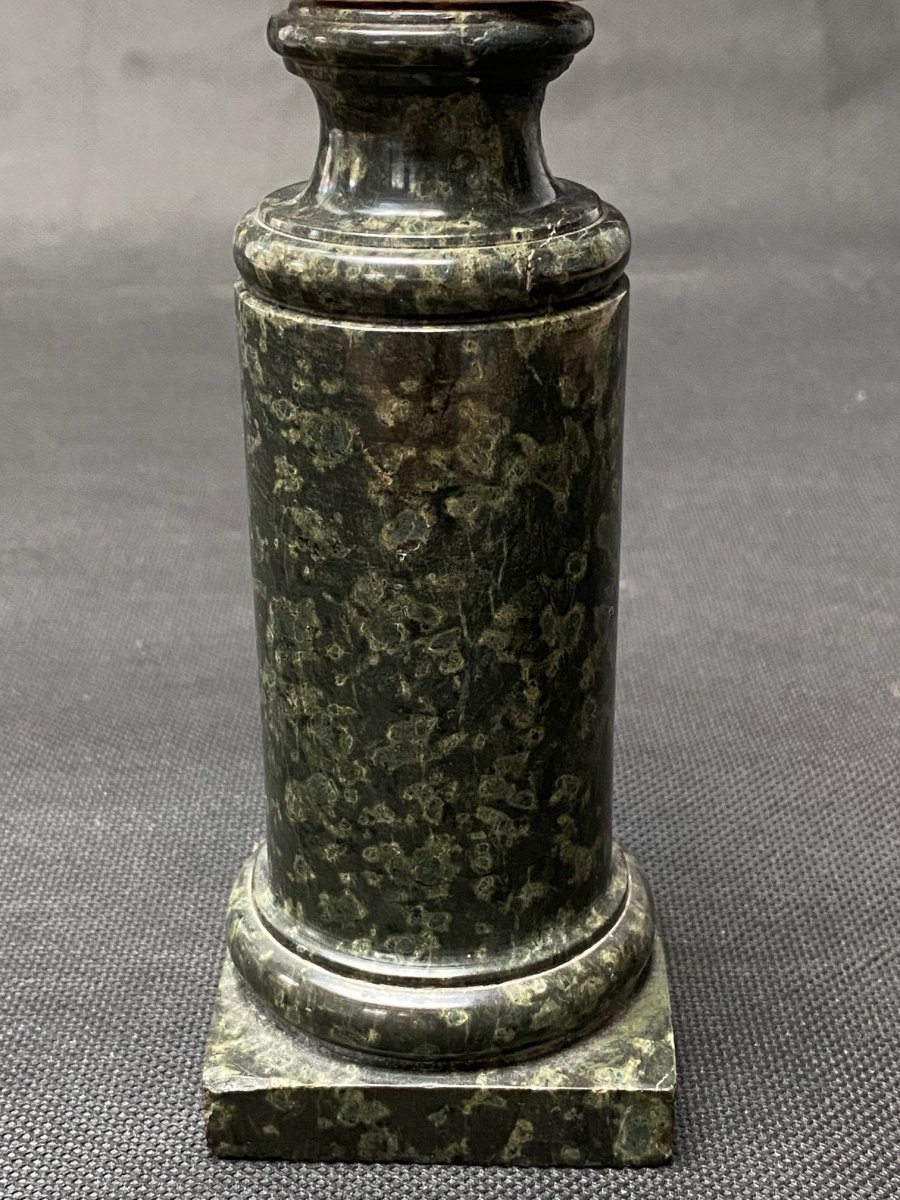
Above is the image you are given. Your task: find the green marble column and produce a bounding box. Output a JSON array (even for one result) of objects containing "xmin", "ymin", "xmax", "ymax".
[{"xmin": 203, "ymin": 2, "xmax": 675, "ymax": 1167}]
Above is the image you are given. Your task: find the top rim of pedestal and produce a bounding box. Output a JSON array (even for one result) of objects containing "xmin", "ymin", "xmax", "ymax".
[
  {"xmin": 269, "ymin": 1, "xmax": 594, "ymax": 78},
  {"xmin": 239, "ymin": 1, "xmax": 626, "ymax": 318}
]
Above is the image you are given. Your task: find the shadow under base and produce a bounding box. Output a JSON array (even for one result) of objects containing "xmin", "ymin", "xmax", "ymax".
[{"xmin": 202, "ymin": 938, "xmax": 675, "ymax": 1167}]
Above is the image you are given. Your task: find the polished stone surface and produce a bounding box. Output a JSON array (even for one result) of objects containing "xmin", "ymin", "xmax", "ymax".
[
  {"xmin": 206, "ymin": 0, "xmax": 673, "ymax": 1160},
  {"xmin": 236, "ymin": 3, "xmax": 629, "ymax": 319},
  {"xmin": 227, "ymin": 842, "xmax": 655, "ymax": 1067},
  {"xmin": 228, "ymin": 276, "xmax": 656, "ymax": 1065},
  {"xmin": 204, "ymin": 936, "xmax": 675, "ymax": 1167}
]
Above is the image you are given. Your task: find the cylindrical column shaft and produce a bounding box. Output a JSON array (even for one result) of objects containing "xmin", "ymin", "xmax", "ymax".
[
  {"xmin": 242, "ymin": 287, "xmax": 624, "ymax": 963},
  {"xmin": 224, "ymin": 1, "xmax": 656, "ymax": 1068}
]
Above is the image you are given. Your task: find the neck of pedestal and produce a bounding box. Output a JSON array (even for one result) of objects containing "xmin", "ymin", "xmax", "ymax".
[
  {"xmin": 304, "ymin": 80, "xmax": 557, "ymax": 235},
  {"xmin": 268, "ymin": 2, "xmax": 595, "ymax": 244}
]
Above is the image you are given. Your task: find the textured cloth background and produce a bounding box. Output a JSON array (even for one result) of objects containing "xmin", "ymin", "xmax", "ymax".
[{"xmin": 2, "ymin": 1, "xmax": 899, "ymax": 1197}]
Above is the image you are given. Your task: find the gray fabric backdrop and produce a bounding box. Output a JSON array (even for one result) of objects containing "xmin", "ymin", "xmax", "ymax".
[{"xmin": 2, "ymin": 1, "xmax": 899, "ymax": 1197}]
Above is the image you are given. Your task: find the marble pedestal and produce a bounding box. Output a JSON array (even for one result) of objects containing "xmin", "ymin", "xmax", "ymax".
[{"xmin": 204, "ymin": 2, "xmax": 675, "ymax": 1166}]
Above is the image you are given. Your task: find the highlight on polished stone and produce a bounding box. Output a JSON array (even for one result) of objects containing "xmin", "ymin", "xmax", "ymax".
[{"xmin": 203, "ymin": 1, "xmax": 675, "ymax": 1168}]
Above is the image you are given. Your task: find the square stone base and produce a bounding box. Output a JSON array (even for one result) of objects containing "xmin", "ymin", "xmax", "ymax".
[{"xmin": 202, "ymin": 937, "xmax": 675, "ymax": 1167}]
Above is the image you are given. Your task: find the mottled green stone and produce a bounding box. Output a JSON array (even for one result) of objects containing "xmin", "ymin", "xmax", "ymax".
[
  {"xmin": 204, "ymin": 937, "xmax": 675, "ymax": 1167},
  {"xmin": 241, "ymin": 288, "xmax": 627, "ymax": 964},
  {"xmin": 204, "ymin": 0, "xmax": 675, "ymax": 1166},
  {"xmin": 235, "ymin": 5, "xmax": 630, "ymax": 320},
  {"xmin": 227, "ymin": 842, "xmax": 656, "ymax": 1068}
]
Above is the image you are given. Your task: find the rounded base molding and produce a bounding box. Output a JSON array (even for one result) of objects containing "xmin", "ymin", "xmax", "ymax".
[{"xmin": 226, "ymin": 840, "xmax": 656, "ymax": 1068}]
